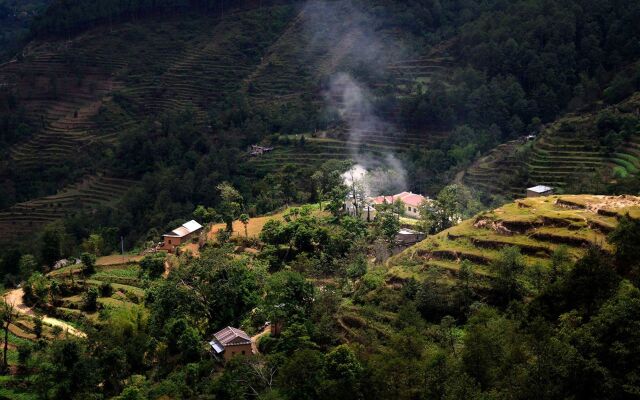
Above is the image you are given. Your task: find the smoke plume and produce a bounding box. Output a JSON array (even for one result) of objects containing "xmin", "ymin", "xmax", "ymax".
[{"xmin": 303, "ymin": 0, "xmax": 409, "ymax": 196}]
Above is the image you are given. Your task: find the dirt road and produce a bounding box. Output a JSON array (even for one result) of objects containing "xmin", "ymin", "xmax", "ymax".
[{"xmin": 4, "ymin": 289, "xmax": 86, "ymax": 338}]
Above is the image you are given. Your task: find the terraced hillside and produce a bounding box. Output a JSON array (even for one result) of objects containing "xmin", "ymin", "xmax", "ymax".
[
  {"xmin": 463, "ymin": 93, "xmax": 640, "ymax": 199},
  {"xmin": 388, "ymin": 195, "xmax": 640, "ymax": 282},
  {"xmin": 0, "ymin": 174, "xmax": 133, "ymax": 242},
  {"xmin": 0, "ymin": 3, "xmax": 458, "ymax": 242}
]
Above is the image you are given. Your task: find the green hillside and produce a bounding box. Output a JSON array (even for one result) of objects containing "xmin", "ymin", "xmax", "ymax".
[
  {"xmin": 463, "ymin": 92, "xmax": 640, "ymax": 201},
  {"xmin": 389, "ymin": 194, "xmax": 640, "ymax": 282}
]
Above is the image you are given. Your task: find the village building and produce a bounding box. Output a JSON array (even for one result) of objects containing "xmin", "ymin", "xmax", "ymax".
[
  {"xmin": 370, "ymin": 191, "xmax": 429, "ymax": 219},
  {"xmin": 160, "ymin": 220, "xmax": 203, "ymax": 253},
  {"xmin": 208, "ymin": 326, "xmax": 253, "ymax": 361},
  {"xmin": 249, "ymin": 144, "xmax": 274, "ymax": 156},
  {"xmin": 526, "ymin": 185, "xmax": 554, "ymax": 197},
  {"xmin": 395, "ymin": 228, "xmax": 426, "ymax": 245}
]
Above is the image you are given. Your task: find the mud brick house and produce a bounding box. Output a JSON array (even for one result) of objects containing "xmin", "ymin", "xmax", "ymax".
[
  {"xmin": 209, "ymin": 326, "xmax": 253, "ymax": 361},
  {"xmin": 161, "ymin": 220, "xmax": 203, "ymax": 253}
]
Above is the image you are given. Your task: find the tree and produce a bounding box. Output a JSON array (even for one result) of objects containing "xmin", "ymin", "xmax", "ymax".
[
  {"xmin": 457, "ymin": 260, "xmax": 476, "ymax": 312},
  {"xmin": 217, "ymin": 182, "xmax": 243, "ymax": 232},
  {"xmin": 326, "ymin": 184, "xmax": 349, "ymax": 219},
  {"xmin": 278, "ymin": 349, "xmax": 325, "ymax": 400},
  {"xmin": 608, "ymin": 215, "xmax": 640, "ymax": 284},
  {"xmin": 33, "ymin": 316, "xmax": 43, "ymax": 339},
  {"xmin": 41, "ymin": 226, "xmax": 62, "ymax": 267},
  {"xmin": 323, "ymin": 345, "xmax": 363, "ymax": 400},
  {"xmin": 139, "ymin": 254, "xmax": 165, "ymax": 279},
  {"xmin": 82, "ymin": 287, "xmax": 99, "ymax": 312},
  {"xmin": 18, "ymin": 254, "xmax": 38, "ymax": 279},
  {"xmin": 193, "ymin": 205, "xmax": 217, "ymax": 223},
  {"xmin": 239, "ymin": 213, "xmax": 250, "ymax": 238},
  {"xmin": 379, "ymin": 212, "xmax": 400, "ymax": 244},
  {"xmin": 82, "ymin": 234, "xmax": 105, "ymax": 256},
  {"xmin": 489, "ymin": 246, "xmax": 526, "ymax": 303},
  {"xmin": 80, "ymin": 252, "xmax": 96, "ymax": 276},
  {"xmin": 0, "ymin": 299, "xmax": 16, "ymax": 373},
  {"xmin": 419, "ymin": 184, "xmax": 481, "ymax": 234},
  {"xmin": 265, "ymin": 270, "xmax": 315, "ymax": 325}
]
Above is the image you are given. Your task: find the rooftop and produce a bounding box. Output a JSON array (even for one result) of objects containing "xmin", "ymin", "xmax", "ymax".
[
  {"xmin": 370, "ymin": 191, "xmax": 428, "ymax": 207},
  {"xmin": 527, "ymin": 185, "xmax": 554, "ymax": 193},
  {"xmin": 163, "ymin": 219, "xmax": 203, "ymax": 238},
  {"xmin": 214, "ymin": 326, "xmax": 251, "ymax": 346}
]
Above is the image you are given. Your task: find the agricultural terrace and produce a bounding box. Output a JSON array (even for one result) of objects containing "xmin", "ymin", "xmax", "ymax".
[{"xmin": 388, "ymin": 195, "xmax": 640, "ymax": 282}]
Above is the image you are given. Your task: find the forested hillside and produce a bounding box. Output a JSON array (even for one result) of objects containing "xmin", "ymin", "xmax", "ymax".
[
  {"xmin": 0, "ymin": 0, "xmax": 50, "ymax": 61},
  {"xmin": 2, "ymin": 0, "xmax": 640, "ymax": 251},
  {"xmin": 0, "ymin": 0, "xmax": 640, "ymax": 398}
]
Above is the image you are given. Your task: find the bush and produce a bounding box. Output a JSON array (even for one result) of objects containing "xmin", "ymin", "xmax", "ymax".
[
  {"xmin": 82, "ymin": 287, "xmax": 99, "ymax": 312},
  {"xmin": 99, "ymin": 281, "xmax": 113, "ymax": 297}
]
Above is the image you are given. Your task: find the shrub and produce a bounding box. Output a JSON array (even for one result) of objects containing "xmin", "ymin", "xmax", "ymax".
[
  {"xmin": 99, "ymin": 281, "xmax": 113, "ymax": 297},
  {"xmin": 82, "ymin": 287, "xmax": 99, "ymax": 312}
]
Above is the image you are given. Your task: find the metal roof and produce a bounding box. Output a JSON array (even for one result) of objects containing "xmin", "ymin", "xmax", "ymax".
[
  {"xmin": 209, "ymin": 339, "xmax": 224, "ymax": 354},
  {"xmin": 213, "ymin": 326, "xmax": 251, "ymax": 347},
  {"xmin": 527, "ymin": 185, "xmax": 554, "ymax": 193},
  {"xmin": 163, "ymin": 220, "xmax": 203, "ymax": 238}
]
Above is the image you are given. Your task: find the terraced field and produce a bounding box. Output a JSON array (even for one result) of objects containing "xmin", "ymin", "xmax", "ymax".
[
  {"xmin": 462, "ymin": 140, "xmax": 527, "ymax": 199},
  {"xmin": 0, "ymin": 174, "xmax": 133, "ymax": 242},
  {"xmin": 388, "ymin": 195, "xmax": 640, "ymax": 281},
  {"xmin": 463, "ymin": 93, "xmax": 640, "ymax": 199}
]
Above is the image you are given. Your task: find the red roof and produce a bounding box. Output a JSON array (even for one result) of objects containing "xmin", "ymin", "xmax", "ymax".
[{"xmin": 370, "ymin": 192, "xmax": 427, "ymax": 208}]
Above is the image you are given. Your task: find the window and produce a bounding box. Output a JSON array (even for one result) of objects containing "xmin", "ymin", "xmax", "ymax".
[{"xmin": 242, "ymin": 350, "xmax": 246, "ymax": 355}]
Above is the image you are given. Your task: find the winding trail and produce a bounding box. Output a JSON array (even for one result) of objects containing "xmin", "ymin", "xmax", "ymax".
[{"xmin": 4, "ymin": 289, "xmax": 86, "ymax": 338}]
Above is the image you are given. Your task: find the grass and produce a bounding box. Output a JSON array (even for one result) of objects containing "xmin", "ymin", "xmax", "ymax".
[
  {"xmin": 207, "ymin": 205, "xmax": 328, "ymax": 241},
  {"xmin": 388, "ymin": 194, "xmax": 640, "ymax": 281}
]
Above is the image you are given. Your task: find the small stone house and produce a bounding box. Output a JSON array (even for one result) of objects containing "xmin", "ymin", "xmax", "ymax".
[
  {"xmin": 161, "ymin": 220, "xmax": 203, "ymax": 253},
  {"xmin": 209, "ymin": 326, "xmax": 253, "ymax": 361},
  {"xmin": 526, "ymin": 185, "xmax": 554, "ymax": 198}
]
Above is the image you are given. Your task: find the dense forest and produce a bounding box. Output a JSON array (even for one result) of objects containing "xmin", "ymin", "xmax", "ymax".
[{"xmin": 0, "ymin": 0, "xmax": 639, "ymax": 397}]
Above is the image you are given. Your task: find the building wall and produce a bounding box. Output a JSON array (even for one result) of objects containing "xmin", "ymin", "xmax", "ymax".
[
  {"xmin": 223, "ymin": 343, "xmax": 253, "ymax": 361},
  {"xmin": 527, "ymin": 190, "xmax": 553, "ymax": 198},
  {"xmin": 405, "ymin": 205, "xmax": 420, "ymax": 219},
  {"xmin": 161, "ymin": 236, "xmax": 184, "ymax": 252}
]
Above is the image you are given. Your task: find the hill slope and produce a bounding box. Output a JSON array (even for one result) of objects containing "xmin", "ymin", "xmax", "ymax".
[
  {"xmin": 388, "ymin": 194, "xmax": 640, "ymax": 282},
  {"xmin": 463, "ymin": 92, "xmax": 640, "ymax": 200}
]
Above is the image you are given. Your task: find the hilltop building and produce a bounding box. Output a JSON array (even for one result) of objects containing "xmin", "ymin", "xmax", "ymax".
[
  {"xmin": 161, "ymin": 220, "xmax": 203, "ymax": 253},
  {"xmin": 527, "ymin": 185, "xmax": 554, "ymax": 197},
  {"xmin": 208, "ymin": 326, "xmax": 253, "ymax": 361},
  {"xmin": 249, "ymin": 145, "xmax": 274, "ymax": 156},
  {"xmin": 370, "ymin": 191, "xmax": 429, "ymax": 219}
]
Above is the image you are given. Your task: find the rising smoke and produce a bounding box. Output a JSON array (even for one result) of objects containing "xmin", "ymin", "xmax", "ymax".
[{"xmin": 302, "ymin": 0, "xmax": 409, "ymax": 196}]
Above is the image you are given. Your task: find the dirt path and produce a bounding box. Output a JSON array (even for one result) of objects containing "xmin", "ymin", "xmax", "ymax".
[
  {"xmin": 251, "ymin": 326, "xmax": 271, "ymax": 354},
  {"xmin": 5, "ymin": 289, "xmax": 86, "ymax": 338}
]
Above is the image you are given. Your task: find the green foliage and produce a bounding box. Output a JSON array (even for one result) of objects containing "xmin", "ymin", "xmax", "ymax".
[
  {"xmin": 609, "ymin": 215, "xmax": 640, "ymax": 284},
  {"xmin": 80, "ymin": 252, "xmax": 96, "ymax": 276},
  {"xmin": 139, "ymin": 254, "xmax": 165, "ymax": 280},
  {"xmin": 378, "ymin": 212, "xmax": 400, "ymax": 243},
  {"xmin": 82, "ymin": 287, "xmax": 99, "ymax": 312},
  {"xmin": 489, "ymin": 246, "xmax": 526, "ymax": 304},
  {"xmin": 147, "ymin": 247, "xmax": 262, "ymax": 336},
  {"xmin": 18, "ymin": 254, "xmax": 38, "ymax": 279},
  {"xmin": 419, "ymin": 184, "xmax": 481, "ymax": 234},
  {"xmin": 217, "ymin": 182, "xmax": 244, "ymax": 232},
  {"xmin": 265, "ymin": 270, "xmax": 315, "ymax": 323}
]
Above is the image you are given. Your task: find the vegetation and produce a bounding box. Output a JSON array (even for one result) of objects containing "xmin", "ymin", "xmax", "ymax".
[{"xmin": 0, "ymin": 0, "xmax": 640, "ymax": 397}]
